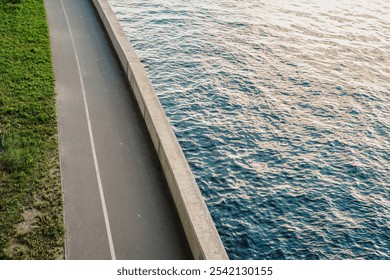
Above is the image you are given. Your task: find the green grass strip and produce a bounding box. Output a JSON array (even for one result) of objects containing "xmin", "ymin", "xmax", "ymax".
[{"xmin": 0, "ymin": 0, "xmax": 64, "ymax": 259}]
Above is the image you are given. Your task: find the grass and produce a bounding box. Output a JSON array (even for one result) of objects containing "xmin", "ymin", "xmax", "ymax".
[{"xmin": 0, "ymin": 0, "xmax": 64, "ymax": 259}]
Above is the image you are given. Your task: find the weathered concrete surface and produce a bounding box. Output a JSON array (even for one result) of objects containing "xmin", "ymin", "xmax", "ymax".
[
  {"xmin": 93, "ymin": 0, "xmax": 229, "ymax": 260},
  {"xmin": 45, "ymin": 0, "xmax": 191, "ymax": 260}
]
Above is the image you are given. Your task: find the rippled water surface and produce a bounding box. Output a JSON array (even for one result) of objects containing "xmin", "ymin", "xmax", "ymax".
[{"xmin": 108, "ymin": 0, "xmax": 390, "ymax": 259}]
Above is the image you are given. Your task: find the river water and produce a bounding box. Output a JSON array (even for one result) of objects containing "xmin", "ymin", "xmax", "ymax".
[{"xmin": 107, "ymin": 0, "xmax": 390, "ymax": 259}]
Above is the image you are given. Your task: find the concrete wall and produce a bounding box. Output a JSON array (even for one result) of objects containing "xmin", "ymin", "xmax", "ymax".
[{"xmin": 92, "ymin": 0, "xmax": 229, "ymax": 260}]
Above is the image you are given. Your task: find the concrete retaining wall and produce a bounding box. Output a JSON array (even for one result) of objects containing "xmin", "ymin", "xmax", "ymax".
[{"xmin": 92, "ymin": 0, "xmax": 228, "ymax": 260}]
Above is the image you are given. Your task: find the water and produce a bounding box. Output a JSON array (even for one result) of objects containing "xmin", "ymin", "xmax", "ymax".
[{"xmin": 107, "ymin": 0, "xmax": 390, "ymax": 259}]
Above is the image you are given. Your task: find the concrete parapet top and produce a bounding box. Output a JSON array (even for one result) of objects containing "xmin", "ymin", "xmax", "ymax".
[{"xmin": 92, "ymin": 0, "xmax": 229, "ymax": 260}]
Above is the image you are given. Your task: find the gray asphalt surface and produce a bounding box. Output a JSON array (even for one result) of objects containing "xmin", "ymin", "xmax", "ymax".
[{"xmin": 44, "ymin": 0, "xmax": 191, "ymax": 260}]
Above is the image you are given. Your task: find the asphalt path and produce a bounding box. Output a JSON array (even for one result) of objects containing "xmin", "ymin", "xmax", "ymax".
[{"xmin": 44, "ymin": 0, "xmax": 191, "ymax": 260}]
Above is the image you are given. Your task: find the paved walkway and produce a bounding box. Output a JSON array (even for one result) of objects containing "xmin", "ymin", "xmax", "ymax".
[{"xmin": 45, "ymin": 0, "xmax": 191, "ymax": 260}]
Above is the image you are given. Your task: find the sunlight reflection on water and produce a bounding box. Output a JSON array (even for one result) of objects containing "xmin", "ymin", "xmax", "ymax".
[{"xmin": 108, "ymin": 0, "xmax": 390, "ymax": 259}]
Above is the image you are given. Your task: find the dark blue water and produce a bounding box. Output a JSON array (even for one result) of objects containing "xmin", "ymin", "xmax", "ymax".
[{"xmin": 108, "ymin": 0, "xmax": 390, "ymax": 259}]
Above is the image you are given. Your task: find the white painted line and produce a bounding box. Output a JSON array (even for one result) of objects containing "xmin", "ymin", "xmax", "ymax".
[{"xmin": 60, "ymin": 0, "xmax": 116, "ymax": 260}]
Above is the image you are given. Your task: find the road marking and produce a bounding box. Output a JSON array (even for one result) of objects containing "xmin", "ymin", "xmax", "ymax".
[{"xmin": 60, "ymin": 0, "xmax": 116, "ymax": 260}]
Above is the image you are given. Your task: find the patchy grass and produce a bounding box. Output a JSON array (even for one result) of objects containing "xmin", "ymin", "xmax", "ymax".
[{"xmin": 0, "ymin": 0, "xmax": 64, "ymax": 259}]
